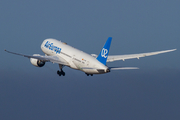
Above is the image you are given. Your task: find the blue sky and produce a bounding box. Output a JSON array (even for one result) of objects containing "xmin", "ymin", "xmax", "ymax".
[
  {"xmin": 0, "ymin": 0, "xmax": 180, "ymax": 119},
  {"xmin": 1, "ymin": 0, "xmax": 179, "ymax": 70}
]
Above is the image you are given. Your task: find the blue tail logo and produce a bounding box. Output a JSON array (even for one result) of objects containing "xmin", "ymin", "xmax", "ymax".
[
  {"xmin": 101, "ymin": 48, "xmax": 108, "ymax": 58},
  {"xmin": 97, "ymin": 37, "xmax": 112, "ymax": 65}
]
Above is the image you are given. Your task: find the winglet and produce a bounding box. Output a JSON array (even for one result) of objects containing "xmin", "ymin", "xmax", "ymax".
[{"xmin": 97, "ymin": 37, "xmax": 112, "ymax": 65}]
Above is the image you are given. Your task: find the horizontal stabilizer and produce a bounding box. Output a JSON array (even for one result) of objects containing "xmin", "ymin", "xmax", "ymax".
[{"xmin": 109, "ymin": 67, "xmax": 139, "ymax": 70}]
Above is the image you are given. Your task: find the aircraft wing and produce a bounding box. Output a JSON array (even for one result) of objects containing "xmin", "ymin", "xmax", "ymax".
[
  {"xmin": 5, "ymin": 50, "xmax": 69, "ymax": 65},
  {"xmin": 107, "ymin": 49, "xmax": 176, "ymax": 62}
]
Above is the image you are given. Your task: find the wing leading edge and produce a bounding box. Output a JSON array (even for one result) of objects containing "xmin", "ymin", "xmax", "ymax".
[
  {"xmin": 4, "ymin": 50, "xmax": 68, "ymax": 65},
  {"xmin": 107, "ymin": 49, "xmax": 176, "ymax": 62}
]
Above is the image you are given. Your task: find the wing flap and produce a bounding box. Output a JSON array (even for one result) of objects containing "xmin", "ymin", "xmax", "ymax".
[{"xmin": 107, "ymin": 49, "xmax": 176, "ymax": 62}]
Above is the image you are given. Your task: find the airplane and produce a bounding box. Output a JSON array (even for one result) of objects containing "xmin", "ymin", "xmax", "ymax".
[{"xmin": 5, "ymin": 37, "xmax": 176, "ymax": 76}]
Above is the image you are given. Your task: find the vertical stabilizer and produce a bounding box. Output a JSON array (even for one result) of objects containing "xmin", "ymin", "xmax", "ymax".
[{"xmin": 96, "ymin": 37, "xmax": 112, "ymax": 65}]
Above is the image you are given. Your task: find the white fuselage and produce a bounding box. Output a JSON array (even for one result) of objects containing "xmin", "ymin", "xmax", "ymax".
[{"xmin": 40, "ymin": 38, "xmax": 109, "ymax": 74}]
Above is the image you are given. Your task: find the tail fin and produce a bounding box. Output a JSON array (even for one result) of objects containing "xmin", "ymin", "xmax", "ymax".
[{"xmin": 96, "ymin": 37, "xmax": 112, "ymax": 65}]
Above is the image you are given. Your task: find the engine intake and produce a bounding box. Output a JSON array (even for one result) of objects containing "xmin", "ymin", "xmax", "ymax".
[{"xmin": 30, "ymin": 58, "xmax": 45, "ymax": 67}]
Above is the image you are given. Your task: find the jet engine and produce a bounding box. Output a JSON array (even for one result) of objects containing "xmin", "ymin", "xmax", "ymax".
[{"xmin": 30, "ymin": 54, "xmax": 45, "ymax": 67}]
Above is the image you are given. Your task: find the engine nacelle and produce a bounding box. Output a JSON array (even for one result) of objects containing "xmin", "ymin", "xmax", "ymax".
[{"xmin": 30, "ymin": 54, "xmax": 45, "ymax": 67}]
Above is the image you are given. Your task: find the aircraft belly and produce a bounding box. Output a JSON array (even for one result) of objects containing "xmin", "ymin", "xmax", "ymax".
[
  {"xmin": 82, "ymin": 69, "xmax": 106, "ymax": 74},
  {"xmin": 68, "ymin": 61, "xmax": 78, "ymax": 69},
  {"xmin": 82, "ymin": 69, "xmax": 98, "ymax": 74}
]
